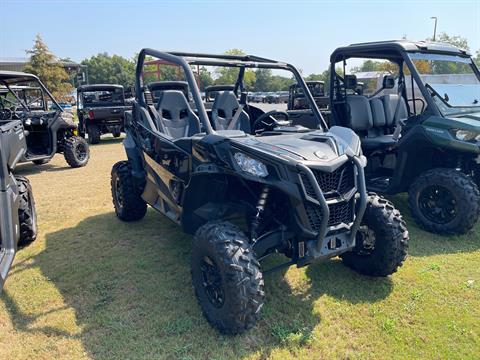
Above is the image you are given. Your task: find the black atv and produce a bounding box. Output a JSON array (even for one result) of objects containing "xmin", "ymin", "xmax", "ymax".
[
  {"xmin": 1, "ymin": 120, "xmax": 38, "ymax": 290},
  {"xmin": 0, "ymin": 71, "xmax": 89, "ymax": 168},
  {"xmin": 328, "ymin": 40, "xmax": 480, "ymax": 235},
  {"xmin": 111, "ymin": 49, "xmax": 409, "ymax": 334},
  {"xmin": 77, "ymin": 84, "xmax": 128, "ymax": 144}
]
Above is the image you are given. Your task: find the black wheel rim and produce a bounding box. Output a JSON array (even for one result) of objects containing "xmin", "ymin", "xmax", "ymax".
[
  {"xmin": 355, "ymin": 225, "xmax": 376, "ymax": 256},
  {"xmin": 200, "ymin": 256, "xmax": 224, "ymax": 308},
  {"xmin": 418, "ymin": 185, "xmax": 457, "ymax": 224},
  {"xmin": 114, "ymin": 177, "xmax": 124, "ymax": 210},
  {"xmin": 75, "ymin": 142, "xmax": 87, "ymax": 161}
]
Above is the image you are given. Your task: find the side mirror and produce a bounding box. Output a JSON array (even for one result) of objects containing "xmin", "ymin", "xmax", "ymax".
[
  {"xmin": 344, "ymin": 75, "xmax": 358, "ymax": 90},
  {"xmin": 383, "ymin": 75, "xmax": 395, "ymax": 89}
]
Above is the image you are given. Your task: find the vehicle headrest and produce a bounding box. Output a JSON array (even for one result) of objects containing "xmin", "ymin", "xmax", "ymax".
[
  {"xmin": 212, "ymin": 91, "xmax": 240, "ymax": 118},
  {"xmin": 382, "ymin": 75, "xmax": 395, "ymax": 89},
  {"xmin": 156, "ymin": 90, "xmax": 190, "ymax": 115},
  {"xmin": 148, "ymin": 81, "xmax": 189, "ymax": 100},
  {"xmin": 344, "ymin": 75, "xmax": 358, "ymax": 90}
]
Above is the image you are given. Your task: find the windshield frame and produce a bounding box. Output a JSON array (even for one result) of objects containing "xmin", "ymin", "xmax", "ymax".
[{"xmin": 406, "ymin": 51, "xmax": 480, "ymax": 116}]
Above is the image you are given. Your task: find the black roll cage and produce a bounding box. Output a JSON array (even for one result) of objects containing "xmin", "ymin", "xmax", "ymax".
[
  {"xmin": 135, "ymin": 49, "xmax": 328, "ymax": 134},
  {"xmin": 0, "ymin": 73, "xmax": 62, "ymax": 113}
]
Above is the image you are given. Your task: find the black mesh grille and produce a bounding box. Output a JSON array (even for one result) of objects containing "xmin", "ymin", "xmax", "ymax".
[
  {"xmin": 304, "ymin": 200, "xmax": 355, "ymax": 231},
  {"xmin": 301, "ymin": 162, "xmax": 355, "ymax": 199}
]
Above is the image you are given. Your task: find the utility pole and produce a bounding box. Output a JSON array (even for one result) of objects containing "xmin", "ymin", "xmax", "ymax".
[{"xmin": 430, "ymin": 17, "xmax": 438, "ymax": 41}]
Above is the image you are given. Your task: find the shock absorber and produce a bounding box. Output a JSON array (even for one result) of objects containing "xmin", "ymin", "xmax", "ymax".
[{"xmin": 251, "ymin": 185, "xmax": 270, "ymax": 242}]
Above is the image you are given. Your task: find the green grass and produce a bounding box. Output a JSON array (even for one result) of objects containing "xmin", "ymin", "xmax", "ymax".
[{"xmin": 1, "ymin": 138, "xmax": 479, "ymax": 359}]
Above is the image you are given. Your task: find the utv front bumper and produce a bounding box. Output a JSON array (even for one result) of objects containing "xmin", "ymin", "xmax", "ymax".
[{"xmin": 295, "ymin": 156, "xmax": 367, "ymax": 267}]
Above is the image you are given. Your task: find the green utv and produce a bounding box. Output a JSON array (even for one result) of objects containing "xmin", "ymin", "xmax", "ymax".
[
  {"xmin": 111, "ymin": 49, "xmax": 409, "ymax": 334},
  {"xmin": 327, "ymin": 40, "xmax": 480, "ymax": 235},
  {"xmin": 1, "ymin": 120, "xmax": 37, "ymax": 290}
]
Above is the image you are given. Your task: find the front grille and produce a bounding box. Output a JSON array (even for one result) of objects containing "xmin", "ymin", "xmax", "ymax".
[
  {"xmin": 304, "ymin": 200, "xmax": 355, "ymax": 231},
  {"xmin": 301, "ymin": 162, "xmax": 355, "ymax": 199}
]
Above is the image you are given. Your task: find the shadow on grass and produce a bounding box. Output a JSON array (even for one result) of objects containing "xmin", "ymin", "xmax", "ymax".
[
  {"xmin": 2, "ymin": 211, "xmax": 400, "ymax": 359},
  {"xmin": 15, "ymin": 161, "xmax": 72, "ymax": 176}
]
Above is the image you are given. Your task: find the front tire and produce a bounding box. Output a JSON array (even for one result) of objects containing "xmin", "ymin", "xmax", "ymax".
[
  {"xmin": 87, "ymin": 124, "xmax": 101, "ymax": 144},
  {"xmin": 191, "ymin": 221, "xmax": 264, "ymax": 335},
  {"xmin": 16, "ymin": 176, "xmax": 38, "ymax": 247},
  {"xmin": 111, "ymin": 161, "xmax": 147, "ymax": 221},
  {"xmin": 408, "ymin": 168, "xmax": 480, "ymax": 235},
  {"xmin": 64, "ymin": 136, "xmax": 89, "ymax": 168},
  {"xmin": 341, "ymin": 193, "xmax": 409, "ymax": 277}
]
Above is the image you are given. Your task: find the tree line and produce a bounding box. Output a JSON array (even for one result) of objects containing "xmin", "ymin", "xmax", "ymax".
[{"xmin": 23, "ymin": 33, "xmax": 480, "ymax": 101}]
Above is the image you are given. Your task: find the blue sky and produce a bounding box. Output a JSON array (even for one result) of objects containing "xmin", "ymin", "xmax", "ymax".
[{"xmin": 1, "ymin": 0, "xmax": 479, "ymax": 74}]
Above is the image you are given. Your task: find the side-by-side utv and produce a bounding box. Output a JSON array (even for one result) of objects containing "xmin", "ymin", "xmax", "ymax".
[
  {"xmin": 0, "ymin": 120, "xmax": 37, "ymax": 290},
  {"xmin": 0, "ymin": 71, "xmax": 89, "ymax": 168},
  {"xmin": 328, "ymin": 40, "xmax": 480, "ymax": 235},
  {"xmin": 110, "ymin": 49, "xmax": 409, "ymax": 334},
  {"xmin": 77, "ymin": 84, "xmax": 128, "ymax": 144}
]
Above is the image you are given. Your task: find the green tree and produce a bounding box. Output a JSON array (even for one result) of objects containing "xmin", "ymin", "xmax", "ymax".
[
  {"xmin": 24, "ymin": 34, "xmax": 73, "ymax": 101},
  {"xmin": 214, "ymin": 49, "xmax": 256, "ymax": 89},
  {"xmin": 474, "ymin": 50, "xmax": 480, "ymax": 67},
  {"xmin": 81, "ymin": 53, "xmax": 136, "ymax": 88},
  {"xmin": 429, "ymin": 32, "xmax": 470, "ymax": 50},
  {"xmin": 253, "ymin": 68, "xmax": 273, "ymax": 91},
  {"xmin": 198, "ymin": 66, "xmax": 213, "ymax": 90}
]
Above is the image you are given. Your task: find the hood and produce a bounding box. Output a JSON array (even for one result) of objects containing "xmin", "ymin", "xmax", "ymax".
[
  {"xmin": 445, "ymin": 111, "xmax": 480, "ymax": 130},
  {"xmin": 232, "ymin": 126, "xmax": 361, "ymax": 163},
  {"xmin": 456, "ymin": 112, "xmax": 480, "ymax": 122}
]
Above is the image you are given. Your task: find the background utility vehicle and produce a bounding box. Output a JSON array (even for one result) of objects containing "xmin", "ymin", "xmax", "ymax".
[
  {"xmin": 286, "ymin": 80, "xmax": 330, "ymax": 130},
  {"xmin": 77, "ymin": 84, "xmax": 128, "ymax": 144},
  {"xmin": 111, "ymin": 48, "xmax": 409, "ymax": 334},
  {"xmin": 0, "ymin": 71, "xmax": 89, "ymax": 168},
  {"xmin": 288, "ymin": 80, "xmax": 327, "ymax": 110},
  {"xmin": 328, "ymin": 40, "xmax": 480, "ymax": 235},
  {"xmin": 1, "ymin": 120, "xmax": 37, "ymax": 290}
]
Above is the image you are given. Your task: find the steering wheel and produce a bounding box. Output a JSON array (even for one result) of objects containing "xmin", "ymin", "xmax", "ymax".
[
  {"xmin": 253, "ymin": 110, "xmax": 290, "ymax": 134},
  {"xmin": 0, "ymin": 109, "xmax": 12, "ymax": 121}
]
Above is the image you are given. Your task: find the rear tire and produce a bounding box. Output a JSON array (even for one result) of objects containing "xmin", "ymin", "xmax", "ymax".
[
  {"xmin": 16, "ymin": 176, "xmax": 38, "ymax": 247},
  {"xmin": 408, "ymin": 168, "xmax": 480, "ymax": 235},
  {"xmin": 111, "ymin": 161, "xmax": 147, "ymax": 221},
  {"xmin": 87, "ymin": 125, "xmax": 101, "ymax": 144},
  {"xmin": 64, "ymin": 136, "xmax": 89, "ymax": 168},
  {"xmin": 341, "ymin": 193, "xmax": 409, "ymax": 277},
  {"xmin": 191, "ymin": 221, "xmax": 264, "ymax": 335},
  {"xmin": 32, "ymin": 159, "xmax": 49, "ymax": 165},
  {"xmin": 112, "ymin": 128, "xmax": 121, "ymax": 138}
]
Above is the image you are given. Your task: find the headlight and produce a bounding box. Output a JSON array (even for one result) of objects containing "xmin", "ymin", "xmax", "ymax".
[
  {"xmin": 454, "ymin": 129, "xmax": 479, "ymax": 142},
  {"xmin": 234, "ymin": 152, "xmax": 269, "ymax": 177}
]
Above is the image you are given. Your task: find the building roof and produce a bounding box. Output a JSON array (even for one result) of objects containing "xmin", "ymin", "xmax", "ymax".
[{"xmin": 0, "ymin": 57, "xmax": 83, "ymax": 72}]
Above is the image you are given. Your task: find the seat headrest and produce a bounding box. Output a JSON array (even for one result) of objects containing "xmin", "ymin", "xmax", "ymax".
[
  {"xmin": 345, "ymin": 75, "xmax": 358, "ymax": 90},
  {"xmin": 156, "ymin": 90, "xmax": 190, "ymax": 114},
  {"xmin": 212, "ymin": 91, "xmax": 240, "ymax": 118},
  {"xmin": 148, "ymin": 81, "xmax": 189, "ymax": 101},
  {"xmin": 206, "ymin": 85, "xmax": 235, "ymax": 101},
  {"xmin": 382, "ymin": 75, "xmax": 395, "ymax": 89}
]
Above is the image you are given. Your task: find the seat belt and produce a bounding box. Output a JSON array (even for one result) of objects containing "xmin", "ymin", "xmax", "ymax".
[
  {"xmin": 392, "ymin": 82, "xmax": 405, "ymax": 141},
  {"xmin": 227, "ymin": 104, "xmax": 246, "ymax": 130},
  {"xmin": 148, "ymin": 105, "xmax": 168, "ymax": 135}
]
